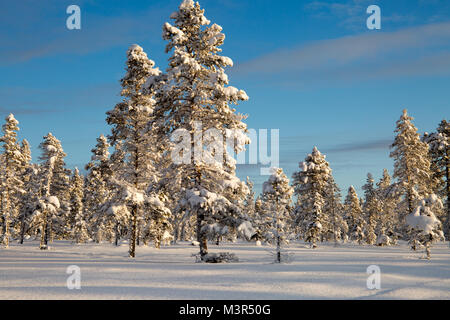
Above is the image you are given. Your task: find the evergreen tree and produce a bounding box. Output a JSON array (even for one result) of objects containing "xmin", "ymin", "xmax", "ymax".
[
  {"xmin": 406, "ymin": 194, "xmax": 444, "ymax": 259},
  {"xmin": 16, "ymin": 139, "xmax": 33, "ymax": 243},
  {"xmin": 344, "ymin": 186, "xmax": 365, "ymax": 244},
  {"xmin": 423, "ymin": 119, "xmax": 449, "ymax": 239},
  {"xmin": 70, "ymin": 168, "xmax": 89, "ymax": 243},
  {"xmin": 154, "ymin": 0, "xmax": 250, "ymax": 259},
  {"xmin": 106, "ymin": 44, "xmax": 164, "ymax": 257},
  {"xmin": 84, "ymin": 134, "xmax": 113, "ymax": 243},
  {"xmin": 0, "ymin": 114, "xmax": 25, "ymax": 247},
  {"xmin": 390, "ymin": 109, "xmax": 434, "ymax": 224},
  {"xmin": 374, "ymin": 169, "xmax": 399, "ymax": 245},
  {"xmin": 292, "ymin": 147, "xmax": 331, "ymax": 248},
  {"xmin": 18, "ymin": 163, "xmax": 40, "ymax": 244},
  {"xmin": 362, "ymin": 173, "xmax": 380, "ymax": 245},
  {"xmin": 324, "ymin": 175, "xmax": 348, "ymax": 245},
  {"xmin": 260, "ymin": 168, "xmax": 293, "ymax": 262},
  {"xmin": 34, "ymin": 133, "xmax": 66, "ymax": 249}
]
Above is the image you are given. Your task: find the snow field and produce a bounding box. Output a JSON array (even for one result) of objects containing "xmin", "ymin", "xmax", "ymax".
[{"xmin": 0, "ymin": 240, "xmax": 449, "ymax": 300}]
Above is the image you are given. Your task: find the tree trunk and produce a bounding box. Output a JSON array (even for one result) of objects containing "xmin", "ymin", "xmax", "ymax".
[
  {"xmin": 40, "ymin": 211, "xmax": 49, "ymax": 250},
  {"xmin": 172, "ymin": 223, "xmax": 179, "ymax": 245},
  {"xmin": 114, "ymin": 222, "xmax": 120, "ymax": 246},
  {"xmin": 2, "ymin": 190, "xmax": 10, "ymax": 247},
  {"xmin": 180, "ymin": 222, "xmax": 186, "ymax": 241},
  {"xmin": 19, "ymin": 215, "xmax": 27, "ymax": 244},
  {"xmin": 197, "ymin": 210, "xmax": 208, "ymax": 258},
  {"xmin": 276, "ymin": 235, "xmax": 281, "ymax": 263},
  {"xmin": 2, "ymin": 214, "xmax": 9, "ymax": 247},
  {"xmin": 129, "ymin": 205, "xmax": 137, "ymax": 258},
  {"xmin": 446, "ymin": 157, "xmax": 449, "ymax": 239}
]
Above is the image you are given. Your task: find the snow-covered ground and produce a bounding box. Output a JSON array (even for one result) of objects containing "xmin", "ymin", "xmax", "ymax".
[{"xmin": 0, "ymin": 240, "xmax": 449, "ymax": 300}]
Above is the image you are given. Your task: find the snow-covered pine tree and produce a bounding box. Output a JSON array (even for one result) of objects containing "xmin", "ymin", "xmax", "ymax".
[
  {"xmin": 18, "ymin": 163, "xmax": 41, "ymax": 244},
  {"xmin": 244, "ymin": 177, "xmax": 256, "ymax": 219},
  {"xmin": 259, "ymin": 168, "xmax": 293, "ymax": 262},
  {"xmin": 344, "ymin": 186, "xmax": 365, "ymax": 244},
  {"xmin": 239, "ymin": 176, "xmax": 257, "ymax": 242},
  {"xmin": 292, "ymin": 147, "xmax": 331, "ymax": 248},
  {"xmin": 324, "ymin": 175, "xmax": 348, "ymax": 246},
  {"xmin": 15, "ymin": 139, "xmax": 32, "ymax": 243},
  {"xmin": 153, "ymin": 0, "xmax": 250, "ymax": 259},
  {"xmin": 423, "ymin": 119, "xmax": 449, "ymax": 239},
  {"xmin": 106, "ymin": 44, "xmax": 164, "ymax": 257},
  {"xmin": 70, "ymin": 168, "xmax": 89, "ymax": 243},
  {"xmin": 41, "ymin": 134, "xmax": 71, "ymax": 240},
  {"xmin": 84, "ymin": 134, "xmax": 113, "ymax": 243},
  {"xmin": 0, "ymin": 114, "xmax": 25, "ymax": 247},
  {"xmin": 374, "ymin": 169, "xmax": 399, "ymax": 245},
  {"xmin": 362, "ymin": 173, "xmax": 380, "ymax": 245},
  {"xmin": 390, "ymin": 109, "xmax": 434, "ymax": 229},
  {"xmin": 406, "ymin": 194, "xmax": 444, "ymax": 259},
  {"xmin": 34, "ymin": 133, "xmax": 66, "ymax": 249},
  {"xmin": 252, "ymin": 195, "xmax": 264, "ymax": 241}
]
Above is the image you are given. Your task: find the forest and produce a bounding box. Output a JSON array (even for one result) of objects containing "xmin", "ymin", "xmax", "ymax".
[{"xmin": 0, "ymin": 0, "xmax": 448, "ymax": 263}]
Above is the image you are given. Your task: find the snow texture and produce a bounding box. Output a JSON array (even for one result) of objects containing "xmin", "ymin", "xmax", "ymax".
[{"xmin": 0, "ymin": 240, "xmax": 449, "ymax": 299}]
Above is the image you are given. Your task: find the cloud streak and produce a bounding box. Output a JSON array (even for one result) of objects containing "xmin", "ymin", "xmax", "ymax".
[
  {"xmin": 323, "ymin": 138, "xmax": 393, "ymax": 153},
  {"xmin": 0, "ymin": 1, "xmax": 171, "ymax": 65},
  {"xmin": 0, "ymin": 106, "xmax": 59, "ymax": 116},
  {"xmin": 234, "ymin": 21, "xmax": 450, "ymax": 86}
]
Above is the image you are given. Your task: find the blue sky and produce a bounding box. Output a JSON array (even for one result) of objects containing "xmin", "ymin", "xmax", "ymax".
[{"xmin": 0, "ymin": 0, "xmax": 449, "ymax": 197}]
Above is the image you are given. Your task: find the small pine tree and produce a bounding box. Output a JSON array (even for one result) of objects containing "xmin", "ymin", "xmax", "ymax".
[
  {"xmin": 374, "ymin": 169, "xmax": 399, "ymax": 245},
  {"xmin": 18, "ymin": 163, "xmax": 40, "ymax": 244},
  {"xmin": 260, "ymin": 168, "xmax": 293, "ymax": 262},
  {"xmin": 292, "ymin": 147, "xmax": 331, "ymax": 248},
  {"xmin": 70, "ymin": 168, "xmax": 89, "ymax": 243},
  {"xmin": 344, "ymin": 186, "xmax": 365, "ymax": 244},
  {"xmin": 84, "ymin": 134, "xmax": 113, "ymax": 243},
  {"xmin": 324, "ymin": 175, "xmax": 348, "ymax": 246},
  {"xmin": 362, "ymin": 173, "xmax": 380, "ymax": 245},
  {"xmin": 406, "ymin": 194, "xmax": 444, "ymax": 259}
]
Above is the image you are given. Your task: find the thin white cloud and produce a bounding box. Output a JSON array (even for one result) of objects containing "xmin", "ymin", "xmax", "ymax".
[
  {"xmin": 234, "ymin": 21, "xmax": 450, "ymax": 85},
  {"xmin": 0, "ymin": 2, "xmax": 171, "ymax": 65}
]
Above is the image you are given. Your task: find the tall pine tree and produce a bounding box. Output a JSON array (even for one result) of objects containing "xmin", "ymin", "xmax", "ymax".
[
  {"xmin": 423, "ymin": 119, "xmax": 449, "ymax": 239},
  {"xmin": 154, "ymin": 0, "xmax": 250, "ymax": 259},
  {"xmin": 0, "ymin": 114, "xmax": 25, "ymax": 247},
  {"xmin": 390, "ymin": 109, "xmax": 434, "ymax": 225}
]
